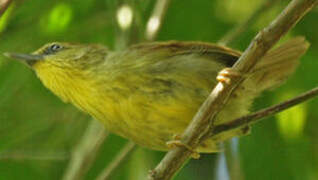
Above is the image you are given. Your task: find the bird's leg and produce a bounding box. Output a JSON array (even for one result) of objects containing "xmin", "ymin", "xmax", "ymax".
[
  {"xmin": 216, "ymin": 67, "xmax": 242, "ymax": 84},
  {"xmin": 166, "ymin": 134, "xmax": 200, "ymax": 159}
]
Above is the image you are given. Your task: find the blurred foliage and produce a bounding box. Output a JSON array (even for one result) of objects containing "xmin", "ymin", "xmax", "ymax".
[
  {"xmin": 0, "ymin": 0, "xmax": 317, "ymax": 180},
  {"xmin": 276, "ymin": 91, "xmax": 307, "ymax": 140}
]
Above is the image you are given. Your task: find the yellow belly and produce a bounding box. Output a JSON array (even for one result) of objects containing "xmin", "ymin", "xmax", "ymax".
[{"xmin": 88, "ymin": 82, "xmax": 253, "ymax": 152}]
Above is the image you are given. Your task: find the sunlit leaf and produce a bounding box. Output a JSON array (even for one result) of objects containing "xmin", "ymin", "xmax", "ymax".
[
  {"xmin": 214, "ymin": 0, "xmax": 263, "ymax": 24},
  {"xmin": 40, "ymin": 3, "xmax": 73, "ymax": 35},
  {"xmin": 276, "ymin": 91, "xmax": 307, "ymax": 140},
  {"xmin": 0, "ymin": 2, "xmax": 14, "ymax": 34}
]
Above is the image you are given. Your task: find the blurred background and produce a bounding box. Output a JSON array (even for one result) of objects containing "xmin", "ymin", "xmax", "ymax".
[{"xmin": 0, "ymin": 0, "xmax": 317, "ymax": 180}]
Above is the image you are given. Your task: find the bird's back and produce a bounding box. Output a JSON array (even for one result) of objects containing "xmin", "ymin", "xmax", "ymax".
[{"xmin": 90, "ymin": 41, "xmax": 241, "ymax": 151}]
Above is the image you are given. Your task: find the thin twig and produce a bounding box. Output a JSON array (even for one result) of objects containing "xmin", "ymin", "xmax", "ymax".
[
  {"xmin": 96, "ymin": 142, "xmax": 136, "ymax": 180},
  {"xmin": 204, "ymin": 87, "xmax": 318, "ymax": 178},
  {"xmin": 218, "ymin": 0, "xmax": 279, "ymax": 46},
  {"xmin": 0, "ymin": 0, "xmax": 13, "ymax": 18},
  {"xmin": 211, "ymin": 86, "xmax": 318, "ymax": 136},
  {"xmin": 62, "ymin": 120, "xmax": 109, "ymax": 180},
  {"xmin": 95, "ymin": 141, "xmax": 136, "ymax": 180},
  {"xmin": 149, "ymin": 0, "xmax": 318, "ymax": 179},
  {"xmin": 145, "ymin": 0, "xmax": 171, "ymax": 41}
]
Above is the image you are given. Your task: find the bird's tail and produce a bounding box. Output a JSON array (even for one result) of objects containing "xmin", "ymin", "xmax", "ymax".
[
  {"xmin": 200, "ymin": 37, "xmax": 310, "ymax": 153},
  {"xmin": 244, "ymin": 37, "xmax": 310, "ymax": 92}
]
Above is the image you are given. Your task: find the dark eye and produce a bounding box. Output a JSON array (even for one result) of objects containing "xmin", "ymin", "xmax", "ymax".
[
  {"xmin": 43, "ymin": 43, "xmax": 63, "ymax": 55},
  {"xmin": 50, "ymin": 44, "xmax": 62, "ymax": 51}
]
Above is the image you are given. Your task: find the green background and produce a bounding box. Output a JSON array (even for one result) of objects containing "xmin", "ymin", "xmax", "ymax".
[{"xmin": 0, "ymin": 0, "xmax": 317, "ymax": 179}]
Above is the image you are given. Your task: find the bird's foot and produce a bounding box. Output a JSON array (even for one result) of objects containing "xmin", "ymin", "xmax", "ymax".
[
  {"xmin": 216, "ymin": 68, "xmax": 242, "ymax": 84},
  {"xmin": 166, "ymin": 134, "xmax": 200, "ymax": 159}
]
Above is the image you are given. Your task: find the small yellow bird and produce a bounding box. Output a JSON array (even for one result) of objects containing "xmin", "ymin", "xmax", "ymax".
[{"xmin": 4, "ymin": 37, "xmax": 309, "ymax": 152}]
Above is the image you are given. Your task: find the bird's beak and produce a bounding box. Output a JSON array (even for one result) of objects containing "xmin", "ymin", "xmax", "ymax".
[{"xmin": 3, "ymin": 52, "xmax": 44, "ymax": 66}]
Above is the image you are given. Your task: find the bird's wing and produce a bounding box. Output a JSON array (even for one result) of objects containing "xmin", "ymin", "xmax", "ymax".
[{"xmin": 129, "ymin": 41, "xmax": 241, "ymax": 67}]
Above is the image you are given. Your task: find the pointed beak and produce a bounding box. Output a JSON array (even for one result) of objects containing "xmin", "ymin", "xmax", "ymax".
[{"xmin": 3, "ymin": 52, "xmax": 44, "ymax": 66}]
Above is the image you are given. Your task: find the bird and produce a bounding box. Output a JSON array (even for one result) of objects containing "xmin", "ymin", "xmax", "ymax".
[{"xmin": 4, "ymin": 37, "xmax": 309, "ymax": 153}]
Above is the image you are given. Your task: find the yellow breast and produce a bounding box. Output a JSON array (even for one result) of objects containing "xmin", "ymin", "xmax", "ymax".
[{"xmin": 33, "ymin": 61, "xmax": 126, "ymax": 133}]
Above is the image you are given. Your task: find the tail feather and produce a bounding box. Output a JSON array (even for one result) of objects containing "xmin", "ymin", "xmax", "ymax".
[
  {"xmin": 245, "ymin": 37, "xmax": 310, "ymax": 91},
  {"xmin": 202, "ymin": 37, "xmax": 309, "ymax": 152}
]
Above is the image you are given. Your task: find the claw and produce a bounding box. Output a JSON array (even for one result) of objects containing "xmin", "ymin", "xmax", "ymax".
[
  {"xmin": 216, "ymin": 68, "xmax": 242, "ymax": 84},
  {"xmin": 166, "ymin": 135, "xmax": 200, "ymax": 159}
]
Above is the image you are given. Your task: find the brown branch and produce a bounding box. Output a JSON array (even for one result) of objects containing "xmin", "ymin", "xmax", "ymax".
[
  {"xmin": 211, "ymin": 86, "xmax": 318, "ymax": 137},
  {"xmin": 218, "ymin": 0, "xmax": 280, "ymax": 46},
  {"xmin": 149, "ymin": 0, "xmax": 318, "ymax": 180},
  {"xmin": 0, "ymin": 0, "xmax": 13, "ymax": 18},
  {"xmin": 96, "ymin": 142, "xmax": 136, "ymax": 180},
  {"xmin": 218, "ymin": 1, "xmax": 281, "ymax": 178}
]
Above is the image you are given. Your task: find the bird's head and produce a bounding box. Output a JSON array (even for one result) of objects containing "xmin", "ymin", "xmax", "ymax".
[
  {"xmin": 4, "ymin": 42, "xmax": 108, "ymax": 71},
  {"xmin": 4, "ymin": 42, "xmax": 109, "ymax": 102}
]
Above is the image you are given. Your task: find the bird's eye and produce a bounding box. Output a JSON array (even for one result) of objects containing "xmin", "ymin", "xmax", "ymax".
[
  {"xmin": 43, "ymin": 44, "xmax": 63, "ymax": 55},
  {"xmin": 50, "ymin": 44, "xmax": 62, "ymax": 51}
]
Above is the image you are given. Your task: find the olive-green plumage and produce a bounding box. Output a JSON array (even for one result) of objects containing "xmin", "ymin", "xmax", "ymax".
[{"xmin": 5, "ymin": 37, "xmax": 309, "ymax": 152}]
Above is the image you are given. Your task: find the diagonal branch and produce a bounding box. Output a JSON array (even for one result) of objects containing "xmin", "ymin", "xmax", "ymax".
[
  {"xmin": 149, "ymin": 0, "xmax": 318, "ymax": 180},
  {"xmin": 145, "ymin": 0, "xmax": 171, "ymax": 41},
  {"xmin": 0, "ymin": 0, "xmax": 13, "ymax": 18},
  {"xmin": 217, "ymin": 1, "xmax": 281, "ymax": 178},
  {"xmin": 210, "ymin": 86, "xmax": 318, "ymax": 137},
  {"xmin": 96, "ymin": 141, "xmax": 136, "ymax": 180},
  {"xmin": 218, "ymin": 0, "xmax": 280, "ymax": 46}
]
